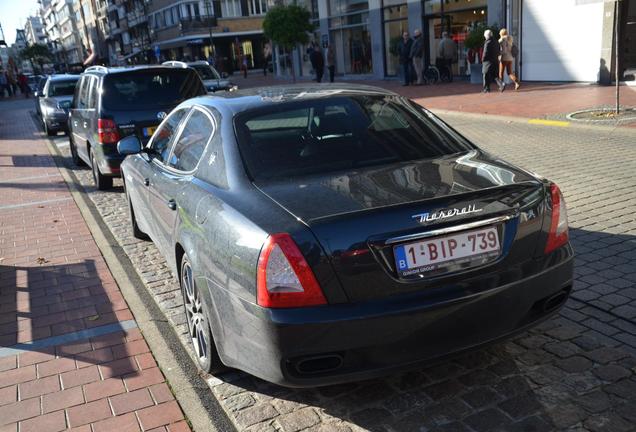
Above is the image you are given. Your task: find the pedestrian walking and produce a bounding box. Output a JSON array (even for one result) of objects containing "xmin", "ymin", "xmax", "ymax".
[
  {"xmin": 326, "ymin": 43, "xmax": 336, "ymax": 83},
  {"xmin": 241, "ymin": 54, "xmax": 249, "ymax": 78},
  {"xmin": 310, "ymin": 44, "xmax": 325, "ymax": 83},
  {"xmin": 397, "ymin": 31, "xmax": 413, "ymax": 86},
  {"xmin": 0, "ymin": 70, "xmax": 8, "ymax": 98},
  {"xmin": 481, "ymin": 29, "xmax": 502, "ymax": 93},
  {"xmin": 498, "ymin": 28, "xmax": 520, "ymax": 91},
  {"xmin": 18, "ymin": 72, "xmax": 30, "ymax": 98},
  {"xmin": 410, "ymin": 29, "xmax": 424, "ymax": 85},
  {"xmin": 263, "ymin": 43, "xmax": 272, "ymax": 76},
  {"xmin": 437, "ymin": 31, "xmax": 457, "ymax": 82}
]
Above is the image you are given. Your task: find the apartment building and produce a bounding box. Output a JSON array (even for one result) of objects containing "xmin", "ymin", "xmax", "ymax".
[
  {"xmin": 24, "ymin": 16, "xmax": 47, "ymax": 46},
  {"xmin": 40, "ymin": 0, "xmax": 84, "ymax": 67},
  {"xmin": 147, "ymin": 0, "xmax": 271, "ymax": 74},
  {"xmin": 104, "ymin": 0, "xmax": 152, "ymax": 65}
]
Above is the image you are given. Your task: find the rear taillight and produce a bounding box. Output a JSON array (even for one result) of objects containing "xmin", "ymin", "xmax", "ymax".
[
  {"xmin": 257, "ymin": 233, "xmax": 327, "ymax": 308},
  {"xmin": 545, "ymin": 183, "xmax": 569, "ymax": 254},
  {"xmin": 97, "ymin": 118, "xmax": 120, "ymax": 144}
]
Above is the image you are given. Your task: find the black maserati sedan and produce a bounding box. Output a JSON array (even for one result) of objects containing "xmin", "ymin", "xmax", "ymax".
[{"xmin": 117, "ymin": 84, "xmax": 573, "ymax": 387}]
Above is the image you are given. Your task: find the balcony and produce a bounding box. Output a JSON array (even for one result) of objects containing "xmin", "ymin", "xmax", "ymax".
[
  {"xmin": 127, "ymin": 11, "xmax": 148, "ymax": 27},
  {"xmin": 179, "ymin": 15, "xmax": 218, "ymax": 34}
]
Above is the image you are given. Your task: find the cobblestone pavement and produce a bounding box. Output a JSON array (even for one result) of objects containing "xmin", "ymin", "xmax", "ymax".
[{"xmin": 41, "ymin": 105, "xmax": 636, "ymax": 432}]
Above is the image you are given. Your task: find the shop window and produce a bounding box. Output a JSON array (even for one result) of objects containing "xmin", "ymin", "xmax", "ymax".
[
  {"xmin": 383, "ymin": 2, "xmax": 408, "ymax": 77},
  {"xmin": 330, "ymin": 24, "xmax": 373, "ymax": 75}
]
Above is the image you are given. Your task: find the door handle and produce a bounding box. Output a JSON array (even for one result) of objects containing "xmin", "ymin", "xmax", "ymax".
[
  {"xmin": 143, "ymin": 178, "xmax": 150, "ymax": 186},
  {"xmin": 167, "ymin": 199, "xmax": 177, "ymax": 211}
]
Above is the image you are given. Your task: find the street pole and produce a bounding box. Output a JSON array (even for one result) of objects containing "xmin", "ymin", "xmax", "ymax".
[{"xmin": 615, "ymin": 0, "xmax": 620, "ymax": 115}]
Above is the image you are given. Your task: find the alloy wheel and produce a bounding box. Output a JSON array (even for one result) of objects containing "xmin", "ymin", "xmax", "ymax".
[{"xmin": 182, "ymin": 260, "xmax": 209, "ymax": 365}]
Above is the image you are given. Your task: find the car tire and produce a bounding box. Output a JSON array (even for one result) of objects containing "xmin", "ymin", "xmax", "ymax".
[
  {"xmin": 126, "ymin": 190, "xmax": 149, "ymax": 240},
  {"xmin": 69, "ymin": 136, "xmax": 85, "ymax": 167},
  {"xmin": 90, "ymin": 148, "xmax": 113, "ymax": 190},
  {"xmin": 180, "ymin": 254, "xmax": 227, "ymax": 374}
]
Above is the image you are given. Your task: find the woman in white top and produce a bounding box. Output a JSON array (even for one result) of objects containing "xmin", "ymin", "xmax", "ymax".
[{"xmin": 498, "ymin": 29, "xmax": 520, "ymax": 91}]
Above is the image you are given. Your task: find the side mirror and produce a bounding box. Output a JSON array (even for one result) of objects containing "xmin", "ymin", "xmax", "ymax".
[{"xmin": 117, "ymin": 135, "xmax": 142, "ymax": 156}]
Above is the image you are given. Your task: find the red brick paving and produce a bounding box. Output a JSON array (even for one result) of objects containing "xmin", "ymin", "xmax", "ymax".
[
  {"xmin": 238, "ymin": 74, "xmax": 636, "ymax": 126},
  {"xmin": 0, "ymin": 103, "xmax": 190, "ymax": 431}
]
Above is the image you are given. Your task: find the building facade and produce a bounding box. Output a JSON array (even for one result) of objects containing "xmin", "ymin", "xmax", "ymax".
[
  {"xmin": 277, "ymin": 0, "xmax": 632, "ymax": 83},
  {"xmin": 147, "ymin": 0, "xmax": 271, "ymax": 74},
  {"xmin": 24, "ymin": 16, "xmax": 48, "ymax": 46}
]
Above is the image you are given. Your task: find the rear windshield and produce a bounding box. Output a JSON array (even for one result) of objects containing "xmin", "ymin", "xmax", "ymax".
[
  {"xmin": 48, "ymin": 79, "xmax": 78, "ymax": 96},
  {"xmin": 191, "ymin": 64, "xmax": 220, "ymax": 80},
  {"xmin": 234, "ymin": 95, "xmax": 474, "ymax": 180},
  {"xmin": 101, "ymin": 69, "xmax": 204, "ymax": 110}
]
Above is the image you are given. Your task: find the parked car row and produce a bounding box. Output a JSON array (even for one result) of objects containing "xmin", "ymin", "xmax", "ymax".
[{"xmin": 43, "ymin": 67, "xmax": 574, "ymax": 387}]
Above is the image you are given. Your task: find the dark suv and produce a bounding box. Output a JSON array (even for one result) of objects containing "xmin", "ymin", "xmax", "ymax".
[{"xmin": 68, "ymin": 65, "xmax": 206, "ymax": 189}]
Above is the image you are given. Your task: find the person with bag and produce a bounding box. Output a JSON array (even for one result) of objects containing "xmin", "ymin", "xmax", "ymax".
[
  {"xmin": 397, "ymin": 31, "xmax": 413, "ymax": 86},
  {"xmin": 498, "ymin": 28, "xmax": 520, "ymax": 91},
  {"xmin": 481, "ymin": 29, "xmax": 502, "ymax": 93},
  {"xmin": 410, "ymin": 29, "xmax": 424, "ymax": 85}
]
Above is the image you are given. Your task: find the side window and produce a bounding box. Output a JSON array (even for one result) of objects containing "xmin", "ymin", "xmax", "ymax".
[
  {"xmin": 149, "ymin": 108, "xmax": 188, "ymax": 164},
  {"xmin": 87, "ymin": 77, "xmax": 98, "ymax": 109},
  {"xmin": 168, "ymin": 109, "xmax": 213, "ymax": 172},
  {"xmin": 78, "ymin": 76, "xmax": 90, "ymax": 109},
  {"xmin": 72, "ymin": 77, "xmax": 83, "ymax": 108}
]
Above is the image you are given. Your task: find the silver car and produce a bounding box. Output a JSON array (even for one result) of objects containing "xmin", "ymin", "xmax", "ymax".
[
  {"xmin": 162, "ymin": 60, "xmax": 236, "ymax": 93},
  {"xmin": 37, "ymin": 74, "xmax": 79, "ymax": 136}
]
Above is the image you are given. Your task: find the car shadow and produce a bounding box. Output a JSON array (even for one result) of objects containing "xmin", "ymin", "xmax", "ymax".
[{"xmin": 0, "ymin": 260, "xmax": 141, "ymax": 383}]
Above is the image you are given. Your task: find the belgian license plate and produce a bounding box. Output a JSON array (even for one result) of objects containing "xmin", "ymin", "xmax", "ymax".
[
  {"xmin": 394, "ymin": 227, "xmax": 500, "ymax": 277},
  {"xmin": 143, "ymin": 126, "xmax": 157, "ymax": 137}
]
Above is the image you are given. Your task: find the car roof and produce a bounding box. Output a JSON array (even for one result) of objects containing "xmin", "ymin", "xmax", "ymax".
[
  {"xmin": 82, "ymin": 65, "xmax": 192, "ymax": 76},
  {"xmin": 187, "ymin": 84, "xmax": 399, "ymax": 116},
  {"xmin": 47, "ymin": 74, "xmax": 80, "ymax": 81}
]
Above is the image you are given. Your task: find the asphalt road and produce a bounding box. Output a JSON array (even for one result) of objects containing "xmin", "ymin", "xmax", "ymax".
[{"xmin": 17, "ymin": 97, "xmax": 636, "ymax": 432}]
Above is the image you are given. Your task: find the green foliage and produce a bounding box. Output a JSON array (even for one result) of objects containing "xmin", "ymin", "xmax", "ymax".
[
  {"xmin": 262, "ymin": 4, "xmax": 314, "ymax": 50},
  {"xmin": 20, "ymin": 43, "xmax": 53, "ymax": 63},
  {"xmin": 464, "ymin": 23, "xmax": 500, "ymax": 51}
]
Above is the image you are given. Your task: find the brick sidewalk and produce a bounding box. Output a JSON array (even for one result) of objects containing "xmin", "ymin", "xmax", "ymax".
[
  {"xmin": 235, "ymin": 74, "xmax": 636, "ymax": 126},
  {"xmin": 0, "ymin": 103, "xmax": 190, "ymax": 432}
]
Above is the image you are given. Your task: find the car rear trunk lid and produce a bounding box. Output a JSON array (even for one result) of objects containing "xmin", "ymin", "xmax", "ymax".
[{"xmin": 256, "ymin": 151, "xmax": 547, "ymax": 302}]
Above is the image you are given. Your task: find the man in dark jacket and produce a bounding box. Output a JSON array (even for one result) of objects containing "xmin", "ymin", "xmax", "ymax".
[
  {"xmin": 481, "ymin": 29, "xmax": 501, "ymax": 93},
  {"xmin": 310, "ymin": 44, "xmax": 325, "ymax": 83},
  {"xmin": 397, "ymin": 31, "xmax": 413, "ymax": 86}
]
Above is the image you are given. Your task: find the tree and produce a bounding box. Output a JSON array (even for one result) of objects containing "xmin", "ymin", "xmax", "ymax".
[
  {"xmin": 262, "ymin": 4, "xmax": 314, "ymax": 81},
  {"xmin": 20, "ymin": 43, "xmax": 53, "ymax": 73}
]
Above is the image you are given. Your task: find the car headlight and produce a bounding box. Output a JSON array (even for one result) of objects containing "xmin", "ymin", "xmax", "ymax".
[{"xmin": 229, "ymin": 85, "xmax": 238, "ymax": 92}]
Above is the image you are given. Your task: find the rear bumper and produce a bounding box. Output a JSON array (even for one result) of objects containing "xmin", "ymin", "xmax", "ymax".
[
  {"xmin": 94, "ymin": 144, "xmax": 124, "ymax": 176},
  {"xmin": 210, "ymin": 251, "xmax": 574, "ymax": 387}
]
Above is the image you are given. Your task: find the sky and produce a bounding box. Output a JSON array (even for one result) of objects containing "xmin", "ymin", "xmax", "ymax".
[{"xmin": 0, "ymin": 0, "xmax": 40, "ymax": 44}]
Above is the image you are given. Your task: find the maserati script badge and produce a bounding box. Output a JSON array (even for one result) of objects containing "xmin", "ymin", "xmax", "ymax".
[{"xmin": 412, "ymin": 204, "xmax": 483, "ymax": 224}]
